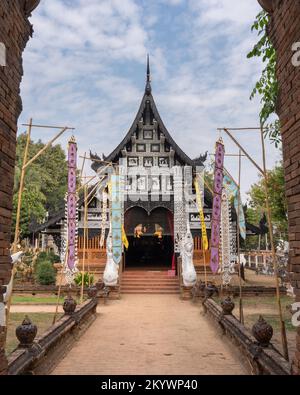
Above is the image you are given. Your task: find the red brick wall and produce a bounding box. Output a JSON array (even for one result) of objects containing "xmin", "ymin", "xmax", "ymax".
[
  {"xmin": 0, "ymin": 0, "xmax": 38, "ymax": 375},
  {"xmin": 259, "ymin": 0, "xmax": 300, "ymax": 375}
]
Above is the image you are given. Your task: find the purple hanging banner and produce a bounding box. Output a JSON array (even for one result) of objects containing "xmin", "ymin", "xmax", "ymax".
[
  {"xmin": 67, "ymin": 136, "xmax": 77, "ymax": 274},
  {"xmin": 210, "ymin": 139, "xmax": 225, "ymax": 274}
]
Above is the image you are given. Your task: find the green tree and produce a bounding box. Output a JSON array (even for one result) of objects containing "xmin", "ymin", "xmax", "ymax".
[
  {"xmin": 247, "ymin": 162, "xmax": 288, "ymax": 241},
  {"xmin": 247, "ymin": 10, "xmax": 280, "ymax": 146},
  {"xmin": 12, "ymin": 187, "xmax": 47, "ymax": 238},
  {"xmin": 13, "ymin": 133, "xmax": 68, "ymax": 238},
  {"xmin": 35, "ymin": 261, "xmax": 56, "ymax": 285}
]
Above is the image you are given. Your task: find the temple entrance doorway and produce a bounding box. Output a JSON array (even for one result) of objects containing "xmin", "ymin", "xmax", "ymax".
[{"xmin": 124, "ymin": 207, "xmax": 174, "ymax": 269}]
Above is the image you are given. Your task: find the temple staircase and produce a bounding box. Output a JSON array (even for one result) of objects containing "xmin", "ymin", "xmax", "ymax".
[{"xmin": 121, "ymin": 269, "xmax": 179, "ymax": 294}]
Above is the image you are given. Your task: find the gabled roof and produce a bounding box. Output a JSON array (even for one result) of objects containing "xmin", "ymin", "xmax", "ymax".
[{"xmin": 91, "ymin": 57, "xmax": 198, "ymax": 171}]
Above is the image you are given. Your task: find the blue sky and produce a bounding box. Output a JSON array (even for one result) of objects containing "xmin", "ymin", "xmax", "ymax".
[{"xmin": 19, "ymin": 0, "xmax": 282, "ymax": 200}]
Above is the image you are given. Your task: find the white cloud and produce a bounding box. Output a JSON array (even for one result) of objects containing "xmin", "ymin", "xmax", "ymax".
[
  {"xmin": 162, "ymin": 0, "xmax": 184, "ymax": 5},
  {"xmin": 20, "ymin": 0, "xmax": 279, "ymax": 203}
]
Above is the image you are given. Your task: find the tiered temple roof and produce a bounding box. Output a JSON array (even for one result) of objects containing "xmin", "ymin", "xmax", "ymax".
[{"xmin": 90, "ymin": 56, "xmax": 205, "ymax": 172}]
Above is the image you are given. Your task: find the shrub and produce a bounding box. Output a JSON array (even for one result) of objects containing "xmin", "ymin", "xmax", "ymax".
[
  {"xmin": 36, "ymin": 251, "xmax": 60, "ymax": 265},
  {"xmin": 36, "ymin": 251, "xmax": 48, "ymax": 262},
  {"xmin": 74, "ymin": 272, "xmax": 94, "ymax": 287},
  {"xmin": 47, "ymin": 251, "xmax": 60, "ymax": 264},
  {"xmin": 35, "ymin": 261, "xmax": 56, "ymax": 285}
]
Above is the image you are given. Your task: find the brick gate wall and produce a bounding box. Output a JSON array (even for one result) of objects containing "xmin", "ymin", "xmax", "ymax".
[
  {"xmin": 0, "ymin": 0, "xmax": 39, "ymax": 375},
  {"xmin": 259, "ymin": 0, "xmax": 300, "ymax": 375}
]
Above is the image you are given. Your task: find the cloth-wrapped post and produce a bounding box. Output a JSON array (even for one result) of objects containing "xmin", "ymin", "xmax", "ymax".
[{"xmin": 210, "ymin": 139, "xmax": 225, "ymax": 274}]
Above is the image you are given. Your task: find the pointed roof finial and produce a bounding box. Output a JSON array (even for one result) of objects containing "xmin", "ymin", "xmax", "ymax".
[{"xmin": 145, "ymin": 54, "xmax": 152, "ymax": 95}]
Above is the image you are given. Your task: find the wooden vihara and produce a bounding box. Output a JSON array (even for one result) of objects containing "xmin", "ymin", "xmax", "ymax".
[{"xmin": 29, "ymin": 58, "xmax": 263, "ymax": 284}]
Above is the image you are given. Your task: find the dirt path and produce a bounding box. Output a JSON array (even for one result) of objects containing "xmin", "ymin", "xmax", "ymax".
[
  {"xmin": 10, "ymin": 305, "xmax": 64, "ymax": 313},
  {"xmin": 51, "ymin": 295, "xmax": 247, "ymax": 375}
]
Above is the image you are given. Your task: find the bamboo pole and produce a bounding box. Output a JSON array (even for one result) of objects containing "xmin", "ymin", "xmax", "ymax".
[
  {"xmin": 22, "ymin": 123, "xmax": 75, "ymax": 130},
  {"xmin": 80, "ymin": 185, "xmax": 88, "ymax": 304},
  {"xmin": 77, "ymin": 175, "xmax": 97, "ymax": 193},
  {"xmin": 76, "ymin": 163, "xmax": 110, "ymax": 194},
  {"xmin": 79, "ymin": 156, "xmax": 118, "ymax": 166},
  {"xmin": 86, "ymin": 199, "xmax": 90, "ymax": 288},
  {"xmin": 223, "ymin": 128, "xmax": 264, "ymax": 175},
  {"xmin": 52, "ymin": 243, "xmax": 68, "ymax": 325},
  {"xmin": 80, "ymin": 152, "xmax": 87, "ymax": 179},
  {"xmin": 260, "ymin": 127, "xmax": 289, "ymax": 361},
  {"xmin": 223, "ymin": 167, "xmax": 239, "ymax": 187},
  {"xmin": 197, "ymin": 172, "xmax": 213, "ymax": 196},
  {"xmin": 7, "ymin": 119, "xmax": 32, "ymax": 320},
  {"xmin": 217, "ymin": 127, "xmax": 269, "ymax": 131},
  {"xmin": 203, "ymin": 241, "xmax": 208, "ymax": 286},
  {"xmin": 24, "ymin": 127, "xmax": 68, "ymax": 169},
  {"xmin": 210, "ymin": 153, "xmax": 247, "ymax": 157},
  {"xmin": 236, "ymin": 150, "xmax": 244, "ymax": 324},
  {"xmin": 220, "ymin": 125, "xmax": 289, "ymax": 360},
  {"xmin": 13, "ymin": 118, "xmax": 33, "ymax": 253},
  {"xmin": 196, "ymin": 175, "xmax": 209, "ymax": 286},
  {"xmin": 86, "ymin": 181, "xmax": 101, "ymax": 206}
]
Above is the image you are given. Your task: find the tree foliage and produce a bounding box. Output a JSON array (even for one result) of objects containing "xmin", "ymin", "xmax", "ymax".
[
  {"xmin": 247, "ymin": 161, "xmax": 288, "ymax": 240},
  {"xmin": 35, "ymin": 261, "xmax": 56, "ymax": 285},
  {"xmin": 247, "ymin": 10, "xmax": 280, "ymax": 147},
  {"xmin": 13, "ymin": 134, "xmax": 68, "ymax": 238}
]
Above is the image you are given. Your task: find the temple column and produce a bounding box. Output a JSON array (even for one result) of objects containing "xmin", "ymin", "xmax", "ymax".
[
  {"xmin": 258, "ymin": 0, "xmax": 300, "ymax": 375},
  {"xmin": 0, "ymin": 0, "xmax": 40, "ymax": 374}
]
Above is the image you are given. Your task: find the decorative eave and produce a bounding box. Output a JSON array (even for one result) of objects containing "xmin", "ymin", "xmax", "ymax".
[
  {"xmin": 91, "ymin": 57, "xmax": 207, "ymax": 172},
  {"xmin": 91, "ymin": 91, "xmax": 197, "ymax": 171}
]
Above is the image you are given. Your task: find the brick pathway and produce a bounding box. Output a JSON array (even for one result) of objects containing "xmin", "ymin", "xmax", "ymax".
[{"xmin": 52, "ymin": 295, "xmax": 247, "ymax": 375}]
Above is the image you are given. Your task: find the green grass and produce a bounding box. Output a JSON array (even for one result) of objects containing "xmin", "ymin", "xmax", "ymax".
[
  {"xmin": 11, "ymin": 294, "xmax": 87, "ymax": 305},
  {"xmin": 212, "ymin": 294, "xmax": 296, "ymax": 334},
  {"xmin": 6, "ymin": 312, "xmax": 63, "ymax": 355},
  {"xmin": 241, "ymin": 295, "xmax": 294, "ymax": 307},
  {"xmin": 244, "ymin": 314, "xmax": 296, "ymax": 332},
  {"xmin": 213, "ymin": 295, "xmax": 294, "ymax": 308},
  {"xmin": 11, "ymin": 295, "xmax": 64, "ymax": 305}
]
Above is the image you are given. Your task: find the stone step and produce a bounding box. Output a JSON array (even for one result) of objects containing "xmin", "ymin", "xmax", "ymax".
[
  {"xmin": 121, "ymin": 280, "xmax": 178, "ymax": 285},
  {"xmin": 121, "ymin": 284, "xmax": 179, "ymax": 289},
  {"xmin": 121, "ymin": 290, "xmax": 179, "ymax": 294},
  {"xmin": 121, "ymin": 278, "xmax": 178, "ymax": 284},
  {"xmin": 121, "ymin": 281, "xmax": 178, "ymax": 285},
  {"xmin": 121, "ymin": 281, "xmax": 178, "ymax": 284},
  {"xmin": 122, "ymin": 272, "xmax": 177, "ymax": 276},
  {"xmin": 122, "ymin": 274, "xmax": 177, "ymax": 280},
  {"xmin": 121, "ymin": 269, "xmax": 179, "ymax": 294}
]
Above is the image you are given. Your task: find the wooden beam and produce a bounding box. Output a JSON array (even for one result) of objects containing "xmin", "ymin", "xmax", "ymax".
[
  {"xmin": 23, "ymin": 127, "xmax": 68, "ymax": 169},
  {"xmin": 22, "ymin": 123, "xmax": 75, "ymax": 130},
  {"xmin": 13, "ymin": 118, "xmax": 32, "ymax": 252},
  {"xmin": 222, "ymin": 128, "xmax": 264, "ymax": 175}
]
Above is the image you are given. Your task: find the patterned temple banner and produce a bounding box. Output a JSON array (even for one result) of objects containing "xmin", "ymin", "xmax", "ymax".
[
  {"xmin": 223, "ymin": 174, "xmax": 246, "ymax": 240},
  {"xmin": 111, "ymin": 175, "xmax": 122, "ymax": 264},
  {"xmin": 122, "ymin": 225, "xmax": 129, "ymax": 250},
  {"xmin": 221, "ymin": 189, "xmax": 235, "ymax": 286},
  {"xmin": 194, "ymin": 178, "xmax": 208, "ymax": 251},
  {"xmin": 100, "ymin": 189, "xmax": 108, "ymax": 248},
  {"xmin": 64, "ymin": 136, "xmax": 78, "ymax": 284},
  {"xmin": 210, "ymin": 139, "xmax": 225, "ymax": 274},
  {"xmin": 173, "ymin": 166, "xmax": 186, "ymax": 253}
]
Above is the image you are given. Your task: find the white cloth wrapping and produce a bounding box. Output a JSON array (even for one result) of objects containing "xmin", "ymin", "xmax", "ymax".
[
  {"xmin": 103, "ymin": 228, "xmax": 119, "ymax": 286},
  {"xmin": 181, "ymin": 223, "xmax": 197, "ymax": 287}
]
